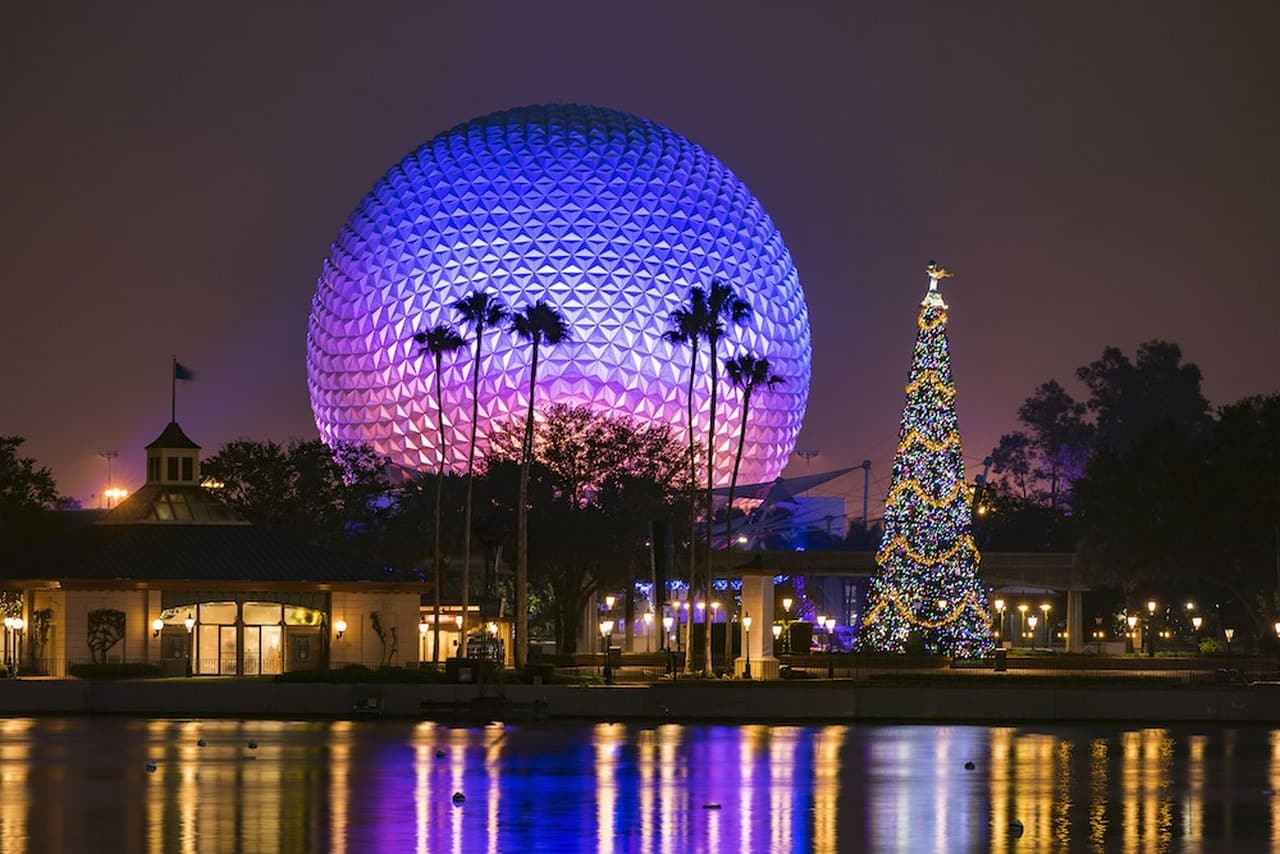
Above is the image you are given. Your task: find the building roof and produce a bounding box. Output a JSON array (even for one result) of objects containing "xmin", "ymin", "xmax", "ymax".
[
  {"xmin": 145, "ymin": 421, "xmax": 200, "ymax": 450},
  {"xmin": 102, "ymin": 483, "xmax": 245, "ymax": 525},
  {"xmin": 1, "ymin": 523, "xmax": 406, "ymax": 587}
]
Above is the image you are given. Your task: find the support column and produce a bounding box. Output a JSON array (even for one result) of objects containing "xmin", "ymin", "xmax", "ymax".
[
  {"xmin": 1066, "ymin": 589, "xmax": 1084, "ymax": 653},
  {"xmin": 735, "ymin": 574, "xmax": 779, "ymax": 679}
]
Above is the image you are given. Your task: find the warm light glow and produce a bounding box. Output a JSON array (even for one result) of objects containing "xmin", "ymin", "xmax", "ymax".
[
  {"xmin": 1225, "ymin": 627, "xmax": 1236, "ymax": 642},
  {"xmin": 643, "ymin": 611, "xmax": 654, "ymax": 626},
  {"xmin": 1018, "ymin": 604, "xmax": 1029, "ymax": 614},
  {"xmin": 662, "ymin": 616, "xmax": 673, "ymax": 631},
  {"xmin": 605, "ymin": 595, "xmax": 616, "ymax": 611},
  {"xmin": 418, "ymin": 618, "xmax": 428, "ymax": 635},
  {"xmin": 772, "ymin": 624, "xmax": 782, "ymax": 639},
  {"xmin": 152, "ymin": 618, "xmax": 164, "ymax": 637},
  {"xmin": 334, "ymin": 619, "xmax": 347, "ymax": 638},
  {"xmin": 1127, "ymin": 615, "xmax": 1138, "ymax": 630},
  {"xmin": 184, "ymin": 613, "xmax": 195, "ymax": 633},
  {"xmin": 1040, "ymin": 603, "xmax": 1051, "ymax": 614},
  {"xmin": 600, "ymin": 619, "xmax": 614, "ymax": 637},
  {"xmin": 455, "ymin": 615, "xmax": 464, "ymax": 629},
  {"xmin": 824, "ymin": 617, "xmax": 835, "ymax": 632},
  {"xmin": 994, "ymin": 599, "xmax": 1005, "ymax": 612},
  {"xmin": 1192, "ymin": 616, "xmax": 1202, "ymax": 631},
  {"xmin": 1147, "ymin": 600, "xmax": 1157, "ymax": 614},
  {"xmin": 1027, "ymin": 616, "xmax": 1038, "ymax": 630},
  {"xmin": 783, "ymin": 597, "xmax": 793, "ymax": 613},
  {"xmin": 10, "ymin": 618, "xmax": 23, "ymax": 632},
  {"xmin": 742, "ymin": 614, "xmax": 753, "ymax": 632},
  {"xmin": 817, "ymin": 615, "xmax": 826, "ymax": 629},
  {"xmin": 487, "ymin": 621, "xmax": 498, "ymax": 636}
]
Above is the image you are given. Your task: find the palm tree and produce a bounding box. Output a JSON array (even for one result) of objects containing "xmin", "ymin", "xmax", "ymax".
[
  {"xmin": 412, "ymin": 324, "xmax": 466, "ymax": 666},
  {"xmin": 724, "ymin": 354, "xmax": 783, "ymax": 666},
  {"xmin": 453, "ymin": 290, "xmax": 509, "ymax": 643},
  {"xmin": 663, "ymin": 288, "xmax": 710, "ymax": 673},
  {"xmin": 510, "ymin": 300, "xmax": 571, "ymax": 669},
  {"xmin": 700, "ymin": 281, "xmax": 751, "ymax": 674}
]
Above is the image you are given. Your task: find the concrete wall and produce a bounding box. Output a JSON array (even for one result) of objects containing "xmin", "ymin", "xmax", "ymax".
[
  {"xmin": 329, "ymin": 591, "xmax": 421, "ymax": 669},
  {"xmin": 3, "ymin": 681, "xmax": 1280, "ymax": 723}
]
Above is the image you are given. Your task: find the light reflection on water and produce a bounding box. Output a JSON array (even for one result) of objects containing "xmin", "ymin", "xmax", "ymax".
[{"xmin": 1, "ymin": 718, "xmax": 1279, "ymax": 851}]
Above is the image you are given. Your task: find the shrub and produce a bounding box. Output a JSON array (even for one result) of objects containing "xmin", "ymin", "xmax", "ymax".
[
  {"xmin": 1199, "ymin": 638, "xmax": 1227, "ymax": 655},
  {"xmin": 69, "ymin": 663, "xmax": 161, "ymax": 679}
]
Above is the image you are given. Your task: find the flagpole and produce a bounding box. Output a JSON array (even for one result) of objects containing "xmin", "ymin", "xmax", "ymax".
[{"xmin": 171, "ymin": 355, "xmax": 176, "ymax": 423}]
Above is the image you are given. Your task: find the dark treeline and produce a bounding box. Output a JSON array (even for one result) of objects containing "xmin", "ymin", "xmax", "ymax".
[{"xmin": 975, "ymin": 339, "xmax": 1280, "ymax": 643}]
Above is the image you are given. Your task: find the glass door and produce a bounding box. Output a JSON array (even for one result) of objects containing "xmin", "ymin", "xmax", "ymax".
[
  {"xmin": 219, "ymin": 626, "xmax": 238, "ymax": 675},
  {"xmin": 260, "ymin": 626, "xmax": 282, "ymax": 675},
  {"xmin": 243, "ymin": 627, "xmax": 260, "ymax": 676}
]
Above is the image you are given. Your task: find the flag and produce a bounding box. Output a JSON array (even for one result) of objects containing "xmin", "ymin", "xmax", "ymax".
[{"xmin": 174, "ymin": 362, "xmax": 196, "ymax": 381}]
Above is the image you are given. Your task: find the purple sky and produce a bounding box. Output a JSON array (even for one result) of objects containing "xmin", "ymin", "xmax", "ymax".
[{"xmin": 3, "ymin": 2, "xmax": 1278, "ymax": 514}]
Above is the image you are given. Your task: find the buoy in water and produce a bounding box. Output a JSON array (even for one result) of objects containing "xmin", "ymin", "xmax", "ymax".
[
  {"xmin": 702, "ymin": 803, "xmax": 721, "ymax": 810},
  {"xmin": 1010, "ymin": 819, "xmax": 1024, "ymax": 838},
  {"xmin": 145, "ymin": 761, "xmax": 157, "ymax": 773},
  {"xmin": 197, "ymin": 738, "xmax": 207, "ymax": 747},
  {"xmin": 435, "ymin": 749, "xmax": 446, "ymax": 759},
  {"xmin": 452, "ymin": 792, "xmax": 466, "ymax": 805},
  {"xmin": 964, "ymin": 761, "xmax": 975, "ymax": 770},
  {"xmin": 247, "ymin": 740, "xmax": 258, "ymax": 750}
]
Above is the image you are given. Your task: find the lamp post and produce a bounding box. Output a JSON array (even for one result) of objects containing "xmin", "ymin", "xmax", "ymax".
[
  {"xmin": 1027, "ymin": 615, "xmax": 1038, "ymax": 648},
  {"xmin": 184, "ymin": 612, "xmax": 195, "ymax": 677},
  {"xmin": 1126, "ymin": 615, "xmax": 1138, "ymax": 653},
  {"xmin": 643, "ymin": 611, "xmax": 654, "ymax": 653},
  {"xmin": 993, "ymin": 599, "xmax": 1005, "ymax": 644},
  {"xmin": 1225, "ymin": 627, "xmax": 1235, "ymax": 657},
  {"xmin": 772, "ymin": 623, "xmax": 782, "ymax": 662},
  {"xmin": 418, "ymin": 618, "xmax": 429, "ymax": 663},
  {"xmin": 824, "ymin": 617, "xmax": 836, "ymax": 678},
  {"xmin": 3, "ymin": 617, "xmax": 12, "ymax": 675},
  {"xmin": 1146, "ymin": 600, "xmax": 1158, "ymax": 658},
  {"xmin": 1040, "ymin": 603, "xmax": 1052, "ymax": 648},
  {"xmin": 1192, "ymin": 614, "xmax": 1202, "ymax": 651},
  {"xmin": 1017, "ymin": 604, "xmax": 1029, "ymax": 649},
  {"xmin": 782, "ymin": 596, "xmax": 794, "ymax": 657},
  {"xmin": 662, "ymin": 615, "xmax": 675, "ymax": 675},
  {"xmin": 600, "ymin": 619, "xmax": 615, "ymax": 684},
  {"xmin": 742, "ymin": 613, "xmax": 753, "ymax": 679}
]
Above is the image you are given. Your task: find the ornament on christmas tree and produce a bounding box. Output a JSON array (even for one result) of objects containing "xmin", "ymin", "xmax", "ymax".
[{"xmin": 858, "ymin": 262, "xmax": 994, "ymax": 657}]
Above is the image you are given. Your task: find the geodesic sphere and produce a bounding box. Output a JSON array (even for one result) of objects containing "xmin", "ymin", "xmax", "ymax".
[{"xmin": 306, "ymin": 104, "xmax": 811, "ymax": 486}]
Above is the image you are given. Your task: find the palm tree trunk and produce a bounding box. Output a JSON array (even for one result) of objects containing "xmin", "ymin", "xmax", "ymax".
[
  {"xmin": 703, "ymin": 338, "xmax": 719, "ymax": 675},
  {"xmin": 432, "ymin": 352, "xmax": 446, "ymax": 666},
  {"xmin": 516, "ymin": 340, "xmax": 540, "ymax": 671},
  {"xmin": 725, "ymin": 386, "xmax": 752, "ymax": 674},
  {"xmin": 461, "ymin": 334, "xmax": 483, "ymax": 649},
  {"xmin": 684, "ymin": 346, "xmax": 698, "ymax": 674}
]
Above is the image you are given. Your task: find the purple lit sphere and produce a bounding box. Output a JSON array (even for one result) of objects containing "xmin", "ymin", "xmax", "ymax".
[{"xmin": 306, "ymin": 104, "xmax": 810, "ymax": 485}]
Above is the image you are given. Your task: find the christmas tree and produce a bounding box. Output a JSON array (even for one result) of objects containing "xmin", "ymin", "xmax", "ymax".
[{"xmin": 858, "ymin": 263, "xmax": 994, "ymax": 657}]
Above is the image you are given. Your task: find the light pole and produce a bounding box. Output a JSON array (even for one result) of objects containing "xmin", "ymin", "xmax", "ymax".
[
  {"xmin": 772, "ymin": 623, "xmax": 782, "ymax": 663},
  {"xmin": 1192, "ymin": 615, "xmax": 1203, "ymax": 651},
  {"xmin": 782, "ymin": 597, "xmax": 794, "ymax": 657},
  {"xmin": 824, "ymin": 617, "xmax": 836, "ymax": 678},
  {"xmin": 184, "ymin": 612, "xmax": 195, "ymax": 677},
  {"xmin": 3, "ymin": 617, "xmax": 12, "ymax": 675},
  {"xmin": 600, "ymin": 619, "xmax": 614, "ymax": 684},
  {"xmin": 1027, "ymin": 615, "xmax": 1038, "ymax": 648},
  {"xmin": 742, "ymin": 613, "xmax": 753, "ymax": 679},
  {"xmin": 1017, "ymin": 604, "xmax": 1029, "ymax": 649},
  {"xmin": 643, "ymin": 611, "xmax": 654, "ymax": 653},
  {"xmin": 1225, "ymin": 627, "xmax": 1235, "ymax": 657},
  {"xmin": 1040, "ymin": 603, "xmax": 1052, "ymax": 648},
  {"xmin": 1146, "ymin": 600, "xmax": 1158, "ymax": 658},
  {"xmin": 662, "ymin": 615, "xmax": 675, "ymax": 676},
  {"xmin": 1126, "ymin": 615, "xmax": 1138, "ymax": 653},
  {"xmin": 993, "ymin": 598, "xmax": 1005, "ymax": 645}
]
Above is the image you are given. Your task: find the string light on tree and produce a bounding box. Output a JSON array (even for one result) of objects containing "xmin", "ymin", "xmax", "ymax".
[{"xmin": 857, "ymin": 262, "xmax": 995, "ymax": 658}]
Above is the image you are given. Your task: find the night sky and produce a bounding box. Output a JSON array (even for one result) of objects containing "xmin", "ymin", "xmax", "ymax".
[{"xmin": 4, "ymin": 2, "xmax": 1277, "ymax": 513}]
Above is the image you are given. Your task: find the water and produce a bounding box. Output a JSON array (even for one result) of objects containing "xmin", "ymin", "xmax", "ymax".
[{"xmin": 1, "ymin": 717, "xmax": 1278, "ymax": 852}]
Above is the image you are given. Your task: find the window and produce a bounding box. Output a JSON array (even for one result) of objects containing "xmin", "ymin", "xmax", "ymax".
[
  {"xmin": 182, "ymin": 457, "xmax": 193, "ymax": 481},
  {"xmin": 294, "ymin": 636, "xmax": 311, "ymax": 662},
  {"xmin": 167, "ymin": 457, "xmax": 179, "ymax": 481}
]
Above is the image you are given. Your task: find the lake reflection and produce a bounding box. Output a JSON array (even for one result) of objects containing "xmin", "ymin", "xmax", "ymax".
[{"xmin": 1, "ymin": 717, "xmax": 1278, "ymax": 851}]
